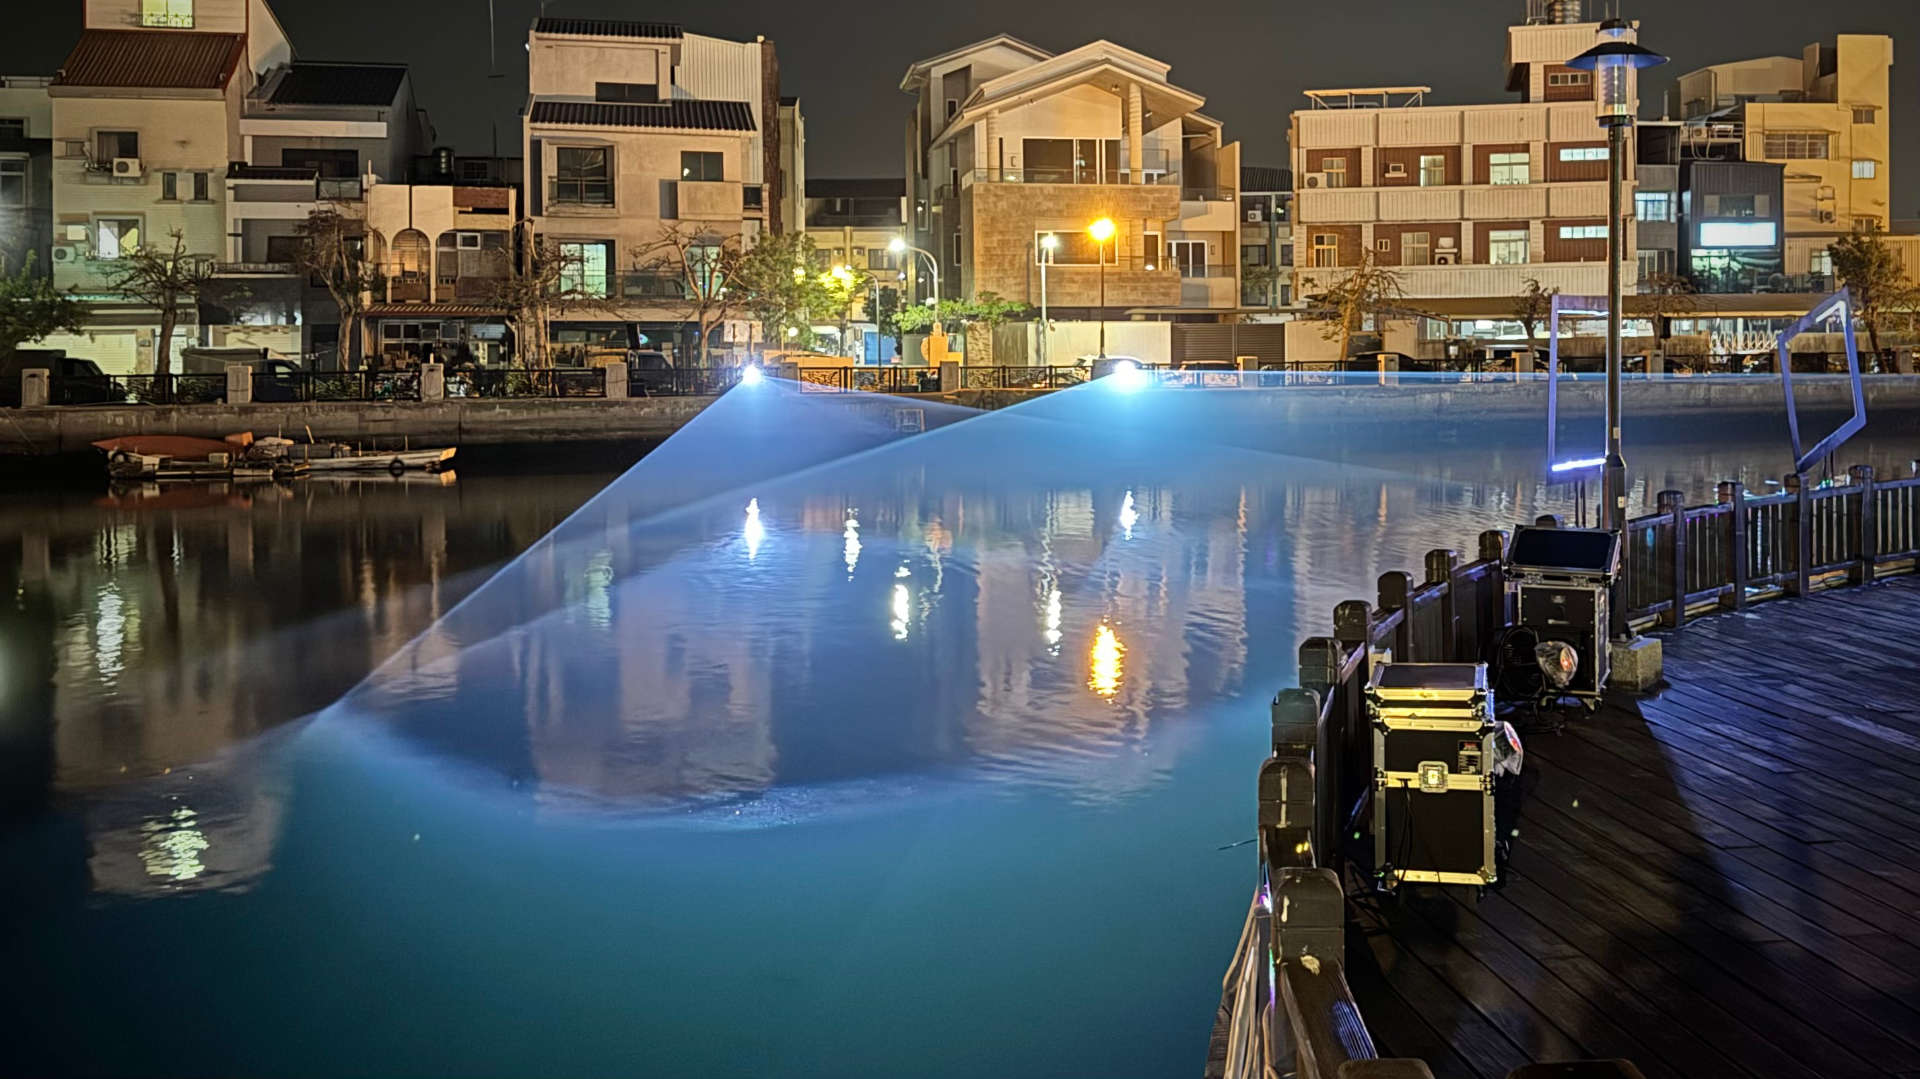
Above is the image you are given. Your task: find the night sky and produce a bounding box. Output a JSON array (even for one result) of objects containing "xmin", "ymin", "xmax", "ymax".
[{"xmin": 8, "ymin": 0, "xmax": 1918, "ymax": 215}]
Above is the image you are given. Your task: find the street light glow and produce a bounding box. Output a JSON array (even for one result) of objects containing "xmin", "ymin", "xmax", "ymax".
[
  {"xmin": 888, "ymin": 237, "xmax": 907, "ymax": 253},
  {"xmin": 740, "ymin": 364, "xmax": 765, "ymax": 386},
  {"xmin": 1087, "ymin": 217, "xmax": 1116, "ymax": 243},
  {"xmin": 1040, "ymin": 233, "xmax": 1059, "ymax": 250}
]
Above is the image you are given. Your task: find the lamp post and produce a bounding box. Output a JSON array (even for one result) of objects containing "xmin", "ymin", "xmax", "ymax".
[
  {"xmin": 1088, "ymin": 217, "xmax": 1116, "ymax": 358},
  {"xmin": 889, "ymin": 236, "xmax": 943, "ymax": 361},
  {"xmin": 1039, "ymin": 233, "xmax": 1058, "ymax": 366},
  {"xmin": 1567, "ymin": 20, "xmax": 1666, "ymax": 541}
]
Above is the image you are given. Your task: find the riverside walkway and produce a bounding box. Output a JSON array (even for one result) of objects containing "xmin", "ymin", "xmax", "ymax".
[{"xmin": 1347, "ymin": 575, "xmax": 1920, "ymax": 1079}]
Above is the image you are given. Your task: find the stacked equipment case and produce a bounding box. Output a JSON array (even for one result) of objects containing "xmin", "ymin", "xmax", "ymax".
[
  {"xmin": 1368, "ymin": 662, "xmax": 1499, "ymax": 889},
  {"xmin": 1504, "ymin": 525, "xmax": 1622, "ymax": 702}
]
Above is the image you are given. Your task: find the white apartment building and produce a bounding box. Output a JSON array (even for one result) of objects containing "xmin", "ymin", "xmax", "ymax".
[
  {"xmin": 521, "ymin": 18, "xmax": 799, "ymax": 363},
  {"xmin": 1289, "ymin": 13, "xmax": 1646, "ymax": 322},
  {"xmin": 1, "ymin": 75, "xmax": 55, "ymax": 278}
]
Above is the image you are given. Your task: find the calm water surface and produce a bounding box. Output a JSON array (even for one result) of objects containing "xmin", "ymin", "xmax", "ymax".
[{"xmin": 3, "ymin": 383, "xmax": 1916, "ymax": 1078}]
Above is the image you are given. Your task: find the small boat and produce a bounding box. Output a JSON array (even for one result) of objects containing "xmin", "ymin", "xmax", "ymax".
[
  {"xmin": 93, "ymin": 433, "xmax": 454, "ymax": 481},
  {"xmin": 294, "ymin": 446, "xmax": 457, "ymax": 473}
]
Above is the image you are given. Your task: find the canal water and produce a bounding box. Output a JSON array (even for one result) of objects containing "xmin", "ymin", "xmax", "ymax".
[{"xmin": 3, "ymin": 380, "xmax": 1917, "ymax": 1078}]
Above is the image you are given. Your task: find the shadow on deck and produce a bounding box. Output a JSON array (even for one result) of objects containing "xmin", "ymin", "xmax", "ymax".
[{"xmin": 1347, "ymin": 576, "xmax": 1920, "ymax": 1079}]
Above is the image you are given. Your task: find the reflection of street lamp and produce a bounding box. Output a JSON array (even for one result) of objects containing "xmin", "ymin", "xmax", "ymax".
[
  {"xmin": 1088, "ymin": 217, "xmax": 1116, "ymax": 358},
  {"xmin": 1038, "ymin": 233, "xmax": 1058, "ymax": 366}
]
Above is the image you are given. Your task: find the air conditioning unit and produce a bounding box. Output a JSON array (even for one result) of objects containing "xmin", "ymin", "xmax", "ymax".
[
  {"xmin": 1385, "ymin": 162, "xmax": 1408, "ymax": 177},
  {"xmin": 1435, "ymin": 252, "xmax": 1458, "ymax": 266},
  {"xmin": 1818, "ymin": 210, "xmax": 1837, "ymax": 224},
  {"xmin": 1246, "ymin": 209, "xmax": 1262, "ymax": 223},
  {"xmin": 1304, "ymin": 172, "xmax": 1326, "ymax": 189},
  {"xmin": 112, "ymin": 156, "xmax": 143, "ymax": 178},
  {"xmin": 51, "ymin": 244, "xmax": 76, "ymax": 263}
]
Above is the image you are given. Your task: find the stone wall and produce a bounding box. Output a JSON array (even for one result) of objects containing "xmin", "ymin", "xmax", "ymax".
[{"xmin": 967, "ymin": 181, "xmax": 1181, "ymax": 307}]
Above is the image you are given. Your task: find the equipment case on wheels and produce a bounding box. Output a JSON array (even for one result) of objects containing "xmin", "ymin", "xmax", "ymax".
[
  {"xmin": 1368, "ymin": 662, "xmax": 1498, "ymax": 888},
  {"xmin": 1504, "ymin": 525, "xmax": 1621, "ymax": 701}
]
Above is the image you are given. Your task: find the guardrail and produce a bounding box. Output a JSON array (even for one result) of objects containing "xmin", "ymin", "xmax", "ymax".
[
  {"xmin": 961, "ymin": 366, "xmax": 1091, "ymax": 390},
  {"xmin": 796, "ymin": 366, "xmax": 943, "ymax": 394},
  {"xmin": 255, "ymin": 370, "xmax": 420, "ymax": 403},
  {"xmin": 1211, "ymin": 459, "xmax": 1920, "ymax": 1079},
  {"xmin": 628, "ymin": 366, "xmax": 747, "ymax": 397},
  {"xmin": 54, "ymin": 372, "xmax": 229, "ymax": 406}
]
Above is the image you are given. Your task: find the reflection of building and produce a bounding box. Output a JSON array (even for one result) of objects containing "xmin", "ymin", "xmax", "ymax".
[{"xmin": 85, "ymin": 767, "xmax": 284, "ymax": 896}]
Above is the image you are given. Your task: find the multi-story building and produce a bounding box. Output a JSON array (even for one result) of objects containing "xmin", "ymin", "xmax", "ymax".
[
  {"xmin": 804, "ymin": 177, "xmax": 905, "ymax": 358},
  {"xmin": 521, "ymin": 17, "xmax": 795, "ymax": 363},
  {"xmin": 1239, "ymin": 165, "xmax": 1291, "ymax": 309},
  {"xmin": 901, "ymin": 36, "xmax": 1243, "ymax": 322},
  {"xmin": 1671, "ymin": 35, "xmax": 1894, "ymax": 281},
  {"xmin": 0, "ymin": 75, "xmax": 54, "ymax": 279},
  {"xmin": 1290, "ymin": 6, "xmax": 1647, "ymax": 324},
  {"xmin": 43, "ymin": 0, "xmax": 295, "ymax": 373}
]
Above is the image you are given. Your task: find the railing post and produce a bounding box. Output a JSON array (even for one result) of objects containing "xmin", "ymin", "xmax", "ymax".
[
  {"xmin": 1479, "ymin": 528, "xmax": 1511, "ymax": 635},
  {"xmin": 1657, "ymin": 489, "xmax": 1685, "ymax": 628},
  {"xmin": 1376, "ymin": 572, "xmax": 1412, "ymax": 662},
  {"xmin": 1425, "ymin": 548, "xmax": 1460, "ymax": 661},
  {"xmin": 1298, "ymin": 637, "xmax": 1344, "ymax": 869},
  {"xmin": 1718, "ymin": 480, "xmax": 1747, "ymax": 610},
  {"xmin": 1784, "ymin": 473, "xmax": 1811, "ymax": 597},
  {"xmin": 1851, "ymin": 464, "xmax": 1876, "ymax": 584}
]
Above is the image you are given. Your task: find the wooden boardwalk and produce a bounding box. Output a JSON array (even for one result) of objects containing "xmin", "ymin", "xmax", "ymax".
[{"xmin": 1346, "ymin": 576, "xmax": 1920, "ymax": 1079}]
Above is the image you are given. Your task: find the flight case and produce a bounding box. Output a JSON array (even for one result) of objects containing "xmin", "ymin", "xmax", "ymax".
[
  {"xmin": 1368, "ymin": 662, "xmax": 1497, "ymax": 888},
  {"xmin": 1504, "ymin": 526, "xmax": 1621, "ymax": 700}
]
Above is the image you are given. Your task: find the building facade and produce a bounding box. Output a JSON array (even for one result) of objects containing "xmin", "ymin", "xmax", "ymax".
[
  {"xmin": 902, "ymin": 36, "xmax": 1243, "ymax": 322},
  {"xmin": 1, "ymin": 76, "xmax": 55, "ymax": 280},
  {"xmin": 1239, "ymin": 165, "xmax": 1291, "ymax": 309},
  {"xmin": 804, "ymin": 176, "xmax": 905, "ymax": 358},
  {"xmin": 521, "ymin": 18, "xmax": 792, "ymax": 363}
]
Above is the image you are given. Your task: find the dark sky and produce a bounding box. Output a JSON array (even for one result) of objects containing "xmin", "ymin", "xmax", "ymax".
[{"xmin": 9, "ymin": 0, "xmax": 1917, "ymax": 215}]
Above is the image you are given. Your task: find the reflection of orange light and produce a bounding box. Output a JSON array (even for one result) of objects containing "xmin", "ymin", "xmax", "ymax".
[{"xmin": 1088, "ymin": 623, "xmax": 1125, "ymax": 698}]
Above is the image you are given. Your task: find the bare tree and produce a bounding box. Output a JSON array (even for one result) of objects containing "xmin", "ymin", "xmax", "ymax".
[
  {"xmin": 108, "ymin": 229, "xmax": 217, "ymax": 374},
  {"xmin": 292, "ymin": 207, "xmax": 382, "ymax": 370},
  {"xmin": 1513, "ymin": 277, "xmax": 1557, "ymax": 351},
  {"xmin": 489, "ymin": 220, "xmax": 613, "ymax": 369},
  {"xmin": 1300, "ymin": 250, "xmax": 1406, "ymax": 360},
  {"xmin": 634, "ymin": 222, "xmax": 745, "ymax": 365}
]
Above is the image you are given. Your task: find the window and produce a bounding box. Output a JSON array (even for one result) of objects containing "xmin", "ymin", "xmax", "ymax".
[
  {"xmin": 1487, "ymin": 228, "xmax": 1529, "ymax": 265},
  {"xmin": 1402, "ymin": 231, "xmax": 1431, "ymax": 266},
  {"xmin": 1852, "ymin": 107, "xmax": 1877, "ymax": 125},
  {"xmin": 1419, "ymin": 154, "xmax": 1446, "ymax": 187},
  {"xmin": 1242, "ymin": 243, "xmax": 1268, "ymax": 267},
  {"xmin": 1762, "ymin": 132, "xmax": 1829, "ymax": 159},
  {"xmin": 1558, "ymin": 225, "xmax": 1608, "ymax": 240},
  {"xmin": 1322, "ymin": 158, "xmax": 1348, "ymax": 188},
  {"xmin": 553, "ymin": 146, "xmax": 611, "ymax": 205},
  {"xmin": 160, "ymin": 171, "xmax": 178, "ymax": 201},
  {"xmin": 1810, "ymin": 249, "xmax": 1833, "ymax": 276},
  {"xmin": 95, "ymin": 217, "xmax": 142, "ymax": 259},
  {"xmin": 95, "ymin": 130, "xmax": 138, "ymax": 162},
  {"xmin": 867, "ymin": 248, "xmax": 897, "ymax": 271},
  {"xmin": 0, "ymin": 158, "xmax": 23, "ymax": 208},
  {"xmin": 1169, "ymin": 240, "xmax": 1207, "ymax": 277},
  {"xmin": 1143, "ymin": 232, "xmax": 1161, "ymax": 270},
  {"xmin": 457, "ymin": 232, "xmax": 482, "ymax": 250},
  {"xmin": 595, "ymin": 82, "xmax": 659, "ymax": 104},
  {"xmin": 680, "ymin": 151, "xmax": 723, "ymax": 182},
  {"xmin": 945, "ymin": 99, "xmax": 958, "ymax": 120},
  {"xmin": 1279, "ymin": 243, "xmax": 1293, "ymax": 266},
  {"xmin": 141, "ymin": 0, "xmax": 192, "ymax": 27},
  {"xmin": 1637, "ymin": 249, "xmax": 1673, "ymax": 279},
  {"xmin": 1034, "ymin": 230, "xmax": 1117, "ymax": 266},
  {"xmin": 459, "ymin": 159, "xmax": 492, "ymax": 181},
  {"xmin": 192, "ymin": 171, "xmax": 209, "ymax": 201},
  {"xmin": 1698, "ymin": 221, "xmax": 1777, "ymax": 247},
  {"xmin": 282, "ymin": 148, "xmax": 358, "ymax": 178},
  {"xmin": 1547, "ymin": 71, "xmax": 1592, "ymax": 87},
  {"xmin": 1634, "ymin": 191, "xmax": 1672, "ymax": 222},
  {"xmin": 1488, "ymin": 151, "xmax": 1529, "ymax": 186},
  {"xmin": 688, "ymin": 243, "xmax": 723, "ymax": 295},
  {"xmin": 558, "ymin": 241, "xmax": 610, "ymax": 297},
  {"xmin": 951, "ymin": 230, "xmax": 960, "ymax": 266},
  {"xmin": 266, "ymin": 234, "xmax": 301, "ymax": 264},
  {"xmin": 1310, "ymin": 232, "xmax": 1339, "ymax": 268},
  {"xmin": 1557, "ymin": 146, "xmax": 1608, "ymax": 162},
  {"xmin": 1702, "ymin": 194, "xmax": 1766, "ymax": 218},
  {"xmin": 1852, "ymin": 159, "xmax": 1877, "ymax": 179},
  {"xmin": 1374, "ymin": 238, "xmax": 1391, "ymax": 253},
  {"xmin": 0, "ymin": 118, "xmax": 24, "ymax": 139},
  {"xmin": 1853, "ymin": 217, "xmax": 1881, "ymax": 233}
]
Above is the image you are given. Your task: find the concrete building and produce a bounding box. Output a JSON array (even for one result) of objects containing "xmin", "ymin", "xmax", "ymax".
[
  {"xmin": 44, "ymin": 0, "xmax": 294, "ymax": 373},
  {"xmin": 1671, "ymin": 35, "xmax": 1896, "ymax": 280},
  {"xmin": 521, "ymin": 17, "xmax": 794, "ymax": 363},
  {"xmin": 901, "ymin": 36, "xmax": 1244, "ymax": 324},
  {"xmin": 1, "ymin": 76, "xmax": 55, "ymax": 280},
  {"xmin": 1239, "ymin": 164, "xmax": 1291, "ymax": 310},
  {"xmin": 1289, "ymin": 9, "xmax": 1648, "ymax": 334},
  {"xmin": 804, "ymin": 177, "xmax": 905, "ymax": 359}
]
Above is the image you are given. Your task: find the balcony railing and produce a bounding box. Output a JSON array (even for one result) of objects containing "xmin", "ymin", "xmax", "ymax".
[
  {"xmin": 548, "ymin": 178, "xmax": 613, "ymax": 208},
  {"xmin": 621, "ymin": 271, "xmax": 690, "ymax": 301},
  {"xmin": 1182, "ymin": 185, "xmax": 1237, "ymax": 203},
  {"xmin": 317, "ymin": 177, "xmax": 363, "ymax": 201},
  {"xmin": 215, "ymin": 261, "xmax": 296, "ymax": 276}
]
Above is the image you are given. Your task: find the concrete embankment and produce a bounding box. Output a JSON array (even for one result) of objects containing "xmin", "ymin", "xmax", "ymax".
[{"xmin": 3, "ymin": 375, "xmax": 1917, "ymax": 459}]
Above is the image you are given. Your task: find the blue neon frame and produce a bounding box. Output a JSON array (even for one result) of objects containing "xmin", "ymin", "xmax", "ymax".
[
  {"xmin": 1544, "ymin": 293, "xmax": 1609, "ymax": 476},
  {"xmin": 1777, "ymin": 287, "xmax": 1865, "ymax": 476}
]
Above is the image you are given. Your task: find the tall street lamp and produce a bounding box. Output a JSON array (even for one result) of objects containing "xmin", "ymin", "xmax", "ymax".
[
  {"xmin": 1088, "ymin": 217, "xmax": 1116, "ymax": 359},
  {"xmin": 889, "ymin": 236, "xmax": 944, "ymax": 362},
  {"xmin": 1567, "ymin": 19, "xmax": 1665, "ymax": 542},
  {"xmin": 1038, "ymin": 233, "xmax": 1058, "ymax": 366}
]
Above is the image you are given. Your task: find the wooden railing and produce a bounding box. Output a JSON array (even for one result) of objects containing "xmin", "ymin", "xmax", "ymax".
[{"xmin": 1213, "ymin": 460, "xmax": 1920, "ymax": 1079}]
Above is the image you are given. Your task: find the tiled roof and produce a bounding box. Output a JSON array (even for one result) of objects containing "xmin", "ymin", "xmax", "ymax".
[
  {"xmin": 528, "ymin": 99, "xmax": 755, "ymax": 132},
  {"xmin": 55, "ymin": 30, "xmax": 247, "ymax": 90},
  {"xmin": 1240, "ymin": 165, "xmax": 1291, "ymax": 193},
  {"xmin": 806, "ymin": 178, "xmax": 905, "ymax": 199},
  {"xmin": 533, "ymin": 18, "xmax": 681, "ymax": 39},
  {"xmin": 268, "ymin": 63, "xmax": 408, "ymax": 107}
]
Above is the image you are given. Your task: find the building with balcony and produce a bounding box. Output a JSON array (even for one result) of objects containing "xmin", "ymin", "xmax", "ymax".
[
  {"xmin": 1289, "ymin": 10, "xmax": 1648, "ymax": 338},
  {"xmin": 1671, "ymin": 34, "xmax": 1895, "ymax": 279},
  {"xmin": 43, "ymin": 0, "xmax": 293, "ymax": 373},
  {"xmin": 521, "ymin": 18, "xmax": 793, "ymax": 363},
  {"xmin": 0, "ymin": 75, "xmax": 55, "ymax": 280},
  {"xmin": 1239, "ymin": 165, "xmax": 1291, "ymax": 310},
  {"xmin": 901, "ymin": 36, "xmax": 1244, "ymax": 325}
]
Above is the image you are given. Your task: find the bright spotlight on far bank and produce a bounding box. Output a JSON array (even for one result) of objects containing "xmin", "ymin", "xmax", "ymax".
[
  {"xmin": 1108, "ymin": 359, "xmax": 1149, "ymax": 393},
  {"xmin": 740, "ymin": 365, "xmax": 765, "ymax": 386}
]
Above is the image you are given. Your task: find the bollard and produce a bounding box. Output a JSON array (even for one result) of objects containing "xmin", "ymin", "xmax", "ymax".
[
  {"xmin": 224, "ymin": 363, "xmax": 252, "ymax": 406},
  {"xmin": 21, "ymin": 368, "xmax": 50, "ymax": 407},
  {"xmin": 601, "ymin": 361, "xmax": 627, "ymax": 401},
  {"xmin": 419, "ymin": 361, "xmax": 446, "ymax": 403}
]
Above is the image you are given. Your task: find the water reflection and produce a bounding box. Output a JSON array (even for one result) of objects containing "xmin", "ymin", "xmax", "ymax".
[
  {"xmin": 742, "ymin": 497, "xmax": 765, "ymax": 561},
  {"xmin": 1088, "ymin": 623, "xmax": 1125, "ymax": 698}
]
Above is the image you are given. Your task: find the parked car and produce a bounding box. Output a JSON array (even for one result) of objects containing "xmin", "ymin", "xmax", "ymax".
[{"xmin": 0, "ymin": 351, "xmax": 121, "ymax": 407}]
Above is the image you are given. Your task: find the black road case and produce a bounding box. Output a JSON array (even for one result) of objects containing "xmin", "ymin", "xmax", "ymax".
[
  {"xmin": 1505, "ymin": 526, "xmax": 1621, "ymax": 700},
  {"xmin": 1368, "ymin": 662, "xmax": 1498, "ymax": 888}
]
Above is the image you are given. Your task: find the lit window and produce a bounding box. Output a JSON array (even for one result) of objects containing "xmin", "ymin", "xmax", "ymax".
[
  {"xmin": 141, "ymin": 0, "xmax": 193, "ymax": 28},
  {"xmin": 1557, "ymin": 146, "xmax": 1608, "ymax": 162},
  {"xmin": 1310, "ymin": 232, "xmax": 1339, "ymax": 268},
  {"xmin": 1487, "ymin": 228, "xmax": 1529, "ymax": 265},
  {"xmin": 0, "ymin": 157, "xmax": 23, "ymax": 208},
  {"xmin": 558, "ymin": 241, "xmax": 609, "ymax": 297},
  {"xmin": 1762, "ymin": 133, "xmax": 1829, "ymax": 160},
  {"xmin": 1321, "ymin": 158, "xmax": 1348, "ymax": 188},
  {"xmin": 1419, "ymin": 154, "xmax": 1446, "ymax": 187},
  {"xmin": 1487, "ymin": 151, "xmax": 1529, "ymax": 185},
  {"xmin": 680, "ymin": 151, "xmax": 723, "ymax": 182},
  {"xmin": 1810, "ymin": 249, "xmax": 1833, "ymax": 275},
  {"xmin": 1634, "ymin": 192, "xmax": 1671, "ymax": 222},
  {"xmin": 1697, "ymin": 221, "xmax": 1777, "ymax": 247},
  {"xmin": 1558, "ymin": 225, "xmax": 1608, "ymax": 240},
  {"xmin": 96, "ymin": 217, "xmax": 142, "ymax": 259},
  {"xmin": 1402, "ymin": 231, "xmax": 1431, "ymax": 266},
  {"xmin": 1852, "ymin": 159, "xmax": 1877, "ymax": 179}
]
